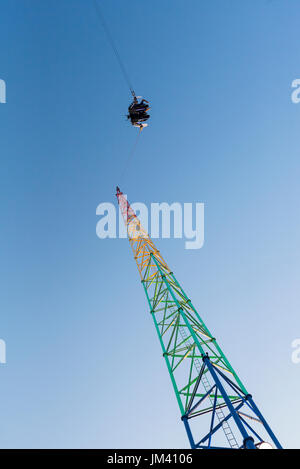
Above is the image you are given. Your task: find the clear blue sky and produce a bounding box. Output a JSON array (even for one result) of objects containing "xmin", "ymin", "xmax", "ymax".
[{"xmin": 0, "ymin": 0, "xmax": 299, "ymax": 448}]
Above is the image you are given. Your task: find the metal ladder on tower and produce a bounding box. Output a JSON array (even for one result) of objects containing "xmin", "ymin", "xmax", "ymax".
[{"xmin": 179, "ymin": 325, "xmax": 239, "ymax": 448}]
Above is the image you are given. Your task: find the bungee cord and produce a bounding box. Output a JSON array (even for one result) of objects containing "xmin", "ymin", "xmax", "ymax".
[
  {"xmin": 93, "ymin": 1, "xmax": 148, "ymax": 184},
  {"xmin": 119, "ymin": 130, "xmax": 142, "ymax": 185},
  {"xmin": 93, "ymin": 0, "xmax": 136, "ymax": 98}
]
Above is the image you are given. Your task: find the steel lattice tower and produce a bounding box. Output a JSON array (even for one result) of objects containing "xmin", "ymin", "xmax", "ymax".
[{"xmin": 116, "ymin": 187, "xmax": 282, "ymax": 450}]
